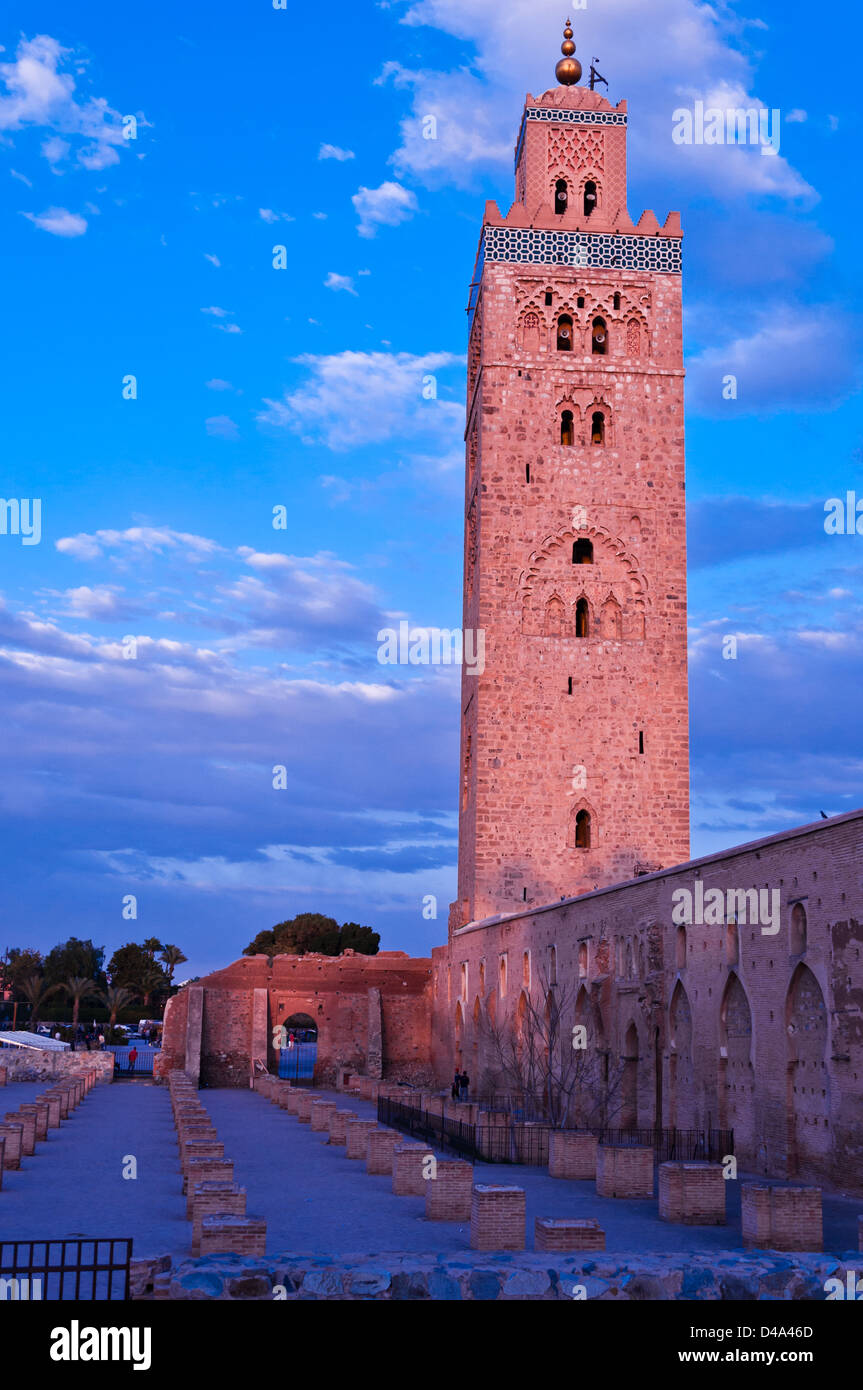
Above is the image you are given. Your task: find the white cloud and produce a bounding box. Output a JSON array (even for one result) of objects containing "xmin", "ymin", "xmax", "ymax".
[
  {"xmin": 0, "ymin": 34, "xmax": 129, "ymax": 174},
  {"xmin": 205, "ymin": 415, "xmax": 239, "ymax": 440},
  {"xmin": 217, "ymin": 323, "xmax": 242, "ymax": 334},
  {"xmin": 206, "ymin": 378, "xmax": 233, "ymax": 391},
  {"xmin": 324, "ymin": 271, "xmax": 358, "ymax": 295},
  {"xmin": 10, "ymin": 168, "xmax": 32, "ymax": 186},
  {"xmin": 687, "ymin": 304, "xmax": 861, "ymax": 414},
  {"xmin": 258, "ymin": 349, "xmax": 463, "ymax": 451},
  {"xmin": 56, "ymin": 526, "xmax": 224, "ymax": 562},
  {"xmin": 22, "ymin": 205, "xmax": 87, "ymax": 236},
  {"xmin": 41, "ymin": 134, "xmax": 69, "ymax": 165},
  {"xmin": 318, "ymin": 143, "xmax": 355, "ymax": 161},
  {"xmin": 204, "ymin": 252, "xmax": 221, "ymax": 266},
  {"xmin": 60, "ymin": 585, "xmax": 132, "ymax": 619},
  {"xmin": 201, "ymin": 305, "xmax": 231, "ymax": 318},
  {"xmin": 259, "ymin": 208, "xmax": 294, "ymax": 223},
  {"xmin": 786, "ymin": 109, "xmax": 807, "ymax": 124},
  {"xmin": 376, "ymin": 0, "xmax": 814, "ymax": 202},
  {"xmin": 352, "ymin": 180, "xmax": 418, "ymax": 237}
]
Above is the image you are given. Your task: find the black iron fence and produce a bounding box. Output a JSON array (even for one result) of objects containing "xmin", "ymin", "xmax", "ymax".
[
  {"xmin": 0, "ymin": 1239, "xmax": 132, "ymax": 1300},
  {"xmin": 109, "ymin": 1046, "xmax": 155, "ymax": 1078},
  {"xmin": 377, "ymin": 1096, "xmax": 733, "ymax": 1168}
]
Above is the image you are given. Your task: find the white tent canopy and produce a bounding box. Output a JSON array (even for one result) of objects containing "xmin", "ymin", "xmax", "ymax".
[{"xmin": 0, "ymin": 1031, "xmax": 70, "ymax": 1052}]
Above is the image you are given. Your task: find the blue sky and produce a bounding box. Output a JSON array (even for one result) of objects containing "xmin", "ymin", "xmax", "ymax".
[{"xmin": 1, "ymin": 0, "xmax": 861, "ymax": 976}]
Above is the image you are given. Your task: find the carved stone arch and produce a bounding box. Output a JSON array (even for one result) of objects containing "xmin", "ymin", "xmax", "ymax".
[
  {"xmin": 669, "ymin": 979, "xmax": 695, "ymax": 1128},
  {"xmin": 580, "ymin": 170, "xmax": 603, "ymax": 215},
  {"xmin": 600, "ymin": 591, "xmax": 623, "ymax": 640},
  {"xmin": 586, "ymin": 396, "xmax": 613, "ymax": 447},
  {"xmin": 568, "ymin": 798, "xmax": 597, "ymax": 851},
  {"xmin": 544, "ymin": 591, "xmax": 567, "ymax": 637},
  {"xmin": 623, "ymin": 307, "xmax": 649, "ymax": 357},
  {"xmin": 718, "ymin": 971, "xmax": 754, "ymax": 1148},
  {"xmin": 518, "ymin": 303, "xmax": 545, "ymax": 353},
  {"xmin": 518, "ymin": 521, "xmax": 649, "ymax": 611},
  {"xmin": 785, "ymin": 962, "xmax": 830, "ymax": 1177}
]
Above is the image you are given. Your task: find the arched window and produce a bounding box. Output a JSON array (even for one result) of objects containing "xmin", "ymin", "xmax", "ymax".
[
  {"xmin": 560, "ymin": 409, "xmax": 574, "ymax": 446},
  {"xmin": 790, "ymin": 903, "xmax": 807, "ymax": 955},
  {"xmin": 574, "ymin": 809, "xmax": 591, "ymax": 849},
  {"xmin": 479, "ymin": 959, "xmax": 485, "ymax": 993},
  {"xmin": 557, "ymin": 314, "xmax": 573, "ymax": 351},
  {"xmin": 613, "ymin": 292, "xmax": 621, "ymax": 310},
  {"xmin": 578, "ymin": 941, "xmax": 587, "ymax": 977},
  {"xmin": 572, "ymin": 538, "xmax": 593, "ymax": 564},
  {"xmin": 583, "ymin": 180, "xmax": 597, "ymax": 216},
  {"xmin": 522, "ymin": 950, "xmax": 531, "ymax": 987},
  {"xmin": 575, "ymin": 597, "xmax": 590, "ymax": 638},
  {"xmin": 554, "ymin": 178, "xmax": 568, "ymax": 214},
  {"xmin": 498, "ymin": 953, "xmax": 508, "ymax": 997},
  {"xmin": 591, "ymin": 410, "xmax": 605, "ymax": 445},
  {"xmin": 592, "ymin": 316, "xmax": 608, "ymax": 355},
  {"xmin": 549, "ymin": 944, "xmax": 558, "ymax": 984},
  {"xmin": 626, "ymin": 318, "xmax": 641, "ymax": 356}
]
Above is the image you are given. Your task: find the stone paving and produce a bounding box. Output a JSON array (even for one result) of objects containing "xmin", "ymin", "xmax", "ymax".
[{"xmin": 1, "ymin": 1080, "xmax": 860, "ymax": 1262}]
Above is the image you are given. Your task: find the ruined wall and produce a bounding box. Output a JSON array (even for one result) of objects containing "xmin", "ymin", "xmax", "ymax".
[
  {"xmin": 159, "ymin": 950, "xmax": 433, "ymax": 1088},
  {"xmin": 433, "ymin": 809, "xmax": 863, "ymax": 1193}
]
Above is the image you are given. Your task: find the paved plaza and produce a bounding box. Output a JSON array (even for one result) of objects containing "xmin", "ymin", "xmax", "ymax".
[{"xmin": 1, "ymin": 1079, "xmax": 860, "ymax": 1261}]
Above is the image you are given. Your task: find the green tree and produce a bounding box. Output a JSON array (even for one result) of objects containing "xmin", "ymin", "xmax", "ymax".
[
  {"xmin": 4, "ymin": 949, "xmax": 44, "ymax": 994},
  {"xmin": 18, "ymin": 974, "xmax": 60, "ymax": 1029},
  {"xmin": 107, "ymin": 943, "xmax": 153, "ymax": 995},
  {"xmin": 340, "ymin": 922, "xmax": 380, "ymax": 955},
  {"xmin": 159, "ymin": 944, "xmax": 188, "ymax": 983},
  {"xmin": 139, "ymin": 965, "xmax": 169, "ymax": 1010},
  {"xmin": 44, "ymin": 938, "xmax": 105, "ymax": 990},
  {"xmin": 63, "ymin": 976, "xmax": 97, "ymax": 1029},
  {"xmin": 142, "ymin": 937, "xmax": 163, "ymax": 959},
  {"xmin": 100, "ymin": 985, "xmax": 135, "ymax": 1030},
  {"xmin": 242, "ymin": 913, "xmax": 379, "ymax": 957}
]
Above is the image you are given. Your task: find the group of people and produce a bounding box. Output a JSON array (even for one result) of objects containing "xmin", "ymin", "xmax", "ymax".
[
  {"xmin": 63, "ymin": 1025, "xmax": 105, "ymax": 1051},
  {"xmin": 451, "ymin": 1069, "xmax": 470, "ymax": 1100}
]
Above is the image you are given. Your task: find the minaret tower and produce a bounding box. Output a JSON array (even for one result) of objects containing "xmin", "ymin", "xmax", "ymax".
[{"xmin": 451, "ymin": 22, "xmax": 690, "ymax": 930}]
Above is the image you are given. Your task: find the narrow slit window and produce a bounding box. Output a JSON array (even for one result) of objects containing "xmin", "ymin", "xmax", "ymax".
[
  {"xmin": 591, "ymin": 410, "xmax": 605, "ymax": 445},
  {"xmin": 577, "ymin": 296, "xmax": 585, "ymax": 308},
  {"xmin": 583, "ymin": 180, "xmax": 597, "ymax": 216},
  {"xmin": 575, "ymin": 809, "xmax": 591, "ymax": 848},
  {"xmin": 575, "ymin": 597, "xmax": 589, "ymax": 638},
  {"xmin": 638, "ymin": 730, "xmax": 644, "ymax": 754},
  {"xmin": 560, "ymin": 409, "xmax": 574, "ymax": 446},
  {"xmin": 525, "ymin": 463, "xmax": 530, "ymax": 483},
  {"xmin": 554, "ymin": 179, "xmax": 568, "ymax": 215},
  {"xmin": 613, "ymin": 292, "xmax": 621, "ymax": 310},
  {"xmin": 557, "ymin": 314, "xmax": 573, "ymax": 351},
  {"xmin": 544, "ymin": 290, "xmax": 553, "ymax": 306},
  {"xmin": 567, "ymin": 676, "xmax": 573, "ymax": 695}
]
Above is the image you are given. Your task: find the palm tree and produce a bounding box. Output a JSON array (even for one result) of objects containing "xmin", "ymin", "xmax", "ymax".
[
  {"xmin": 100, "ymin": 985, "xmax": 135, "ymax": 1031},
  {"xmin": 139, "ymin": 965, "xmax": 167, "ymax": 1010},
  {"xmin": 63, "ymin": 975, "xmax": 96, "ymax": 1029},
  {"xmin": 17, "ymin": 974, "xmax": 60, "ymax": 1030},
  {"xmin": 159, "ymin": 944, "xmax": 187, "ymax": 983},
  {"xmin": 142, "ymin": 937, "xmax": 163, "ymax": 960}
]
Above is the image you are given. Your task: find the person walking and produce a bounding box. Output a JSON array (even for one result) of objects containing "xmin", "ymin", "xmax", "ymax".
[
  {"xmin": 128, "ymin": 1045, "xmax": 138, "ymax": 1074},
  {"xmin": 459, "ymin": 1070, "xmax": 470, "ymax": 1101},
  {"xmin": 451, "ymin": 1071, "xmax": 460, "ymax": 1101}
]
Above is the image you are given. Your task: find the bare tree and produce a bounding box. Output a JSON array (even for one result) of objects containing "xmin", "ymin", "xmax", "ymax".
[{"xmin": 476, "ymin": 970, "xmax": 627, "ymax": 1130}]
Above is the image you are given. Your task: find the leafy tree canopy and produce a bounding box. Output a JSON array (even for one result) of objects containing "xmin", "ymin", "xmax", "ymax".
[
  {"xmin": 243, "ymin": 913, "xmax": 380, "ymax": 958},
  {"xmin": 43, "ymin": 937, "xmax": 105, "ymax": 989},
  {"xmin": 107, "ymin": 942, "xmax": 170, "ymax": 997}
]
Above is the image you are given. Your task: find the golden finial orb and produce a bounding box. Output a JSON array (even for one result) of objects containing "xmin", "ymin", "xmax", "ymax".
[{"xmin": 555, "ymin": 19, "xmax": 582, "ymax": 85}]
